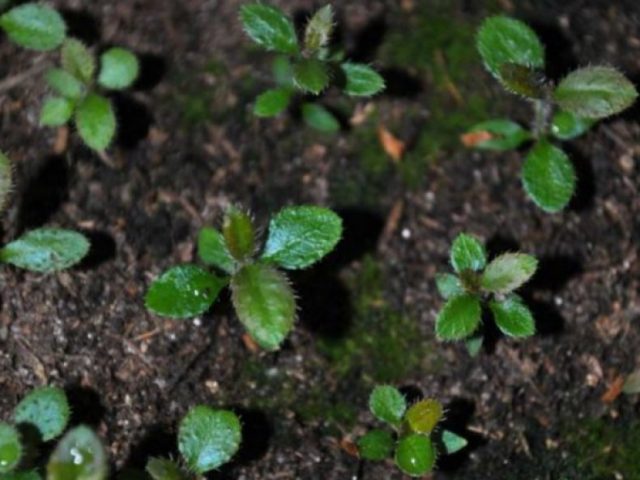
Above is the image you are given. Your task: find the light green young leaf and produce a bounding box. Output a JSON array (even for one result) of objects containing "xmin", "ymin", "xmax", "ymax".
[
  {"xmin": 47, "ymin": 426, "xmax": 107, "ymax": 480},
  {"xmin": 146, "ymin": 458, "xmax": 187, "ymax": 480},
  {"xmin": 178, "ymin": 406, "xmax": 241, "ymax": 473},
  {"xmin": 293, "ymin": 58, "xmax": 329, "ymax": 94},
  {"xmin": 0, "ymin": 228, "xmax": 89, "ymax": 273},
  {"xmin": 405, "ymin": 399, "xmax": 443, "ymax": 435},
  {"xmin": 553, "ymin": 66, "xmax": 638, "ymax": 119},
  {"xmin": 14, "ymin": 386, "xmax": 70, "ymax": 442},
  {"xmin": 98, "ymin": 48, "xmax": 140, "ymax": 90},
  {"xmin": 222, "ymin": 207, "xmax": 255, "ymax": 261},
  {"xmin": 550, "ymin": 110, "xmax": 594, "ymax": 140},
  {"xmin": 240, "ymin": 3, "xmax": 298, "ymax": 54},
  {"xmin": 0, "ymin": 422, "xmax": 21, "ymax": 473},
  {"xmin": 623, "ymin": 370, "xmax": 640, "ymax": 395},
  {"xmin": 465, "ymin": 119, "xmax": 531, "ymax": 151},
  {"xmin": 341, "ymin": 63, "xmax": 385, "ymax": 97},
  {"xmin": 75, "ymin": 94, "xmax": 116, "ymax": 151},
  {"xmin": 304, "ymin": 5, "xmax": 333, "ymax": 54},
  {"xmin": 197, "ymin": 227, "xmax": 235, "ymax": 274},
  {"xmin": 231, "ymin": 263, "xmax": 296, "ymax": 351},
  {"xmin": 357, "ymin": 429, "xmax": 393, "ymax": 461},
  {"xmin": 46, "ymin": 68, "xmax": 85, "ymax": 99},
  {"xmin": 450, "ymin": 233, "xmax": 486, "ymax": 273},
  {"xmin": 145, "ymin": 265, "xmax": 226, "ymax": 319},
  {"xmin": 0, "ymin": 151, "xmax": 12, "ymax": 213},
  {"xmin": 262, "ymin": 206, "xmax": 342, "ymax": 269},
  {"xmin": 436, "ymin": 294, "xmax": 482, "ymax": 341},
  {"xmin": 0, "ymin": 4, "xmax": 66, "ymax": 51},
  {"xmin": 442, "ymin": 430, "xmax": 468, "ymax": 455},
  {"xmin": 394, "ymin": 434, "xmax": 436, "ymax": 477},
  {"xmin": 522, "ymin": 141, "xmax": 576, "ymax": 213},
  {"xmin": 61, "ymin": 38, "xmax": 95, "ymax": 84},
  {"xmin": 481, "ymin": 253, "xmax": 538, "ymax": 294},
  {"xmin": 435, "ymin": 273, "xmax": 463, "ymax": 299},
  {"xmin": 368, "ymin": 385, "xmax": 406, "ymax": 426},
  {"xmin": 489, "ymin": 294, "xmax": 535, "ymax": 337},
  {"xmin": 254, "ymin": 87, "xmax": 292, "ymax": 117},
  {"xmin": 40, "ymin": 97, "xmax": 74, "ymax": 126},
  {"xmin": 465, "ymin": 334, "xmax": 483, "ymax": 357},
  {"xmin": 302, "ymin": 103, "xmax": 339, "ymax": 132}
]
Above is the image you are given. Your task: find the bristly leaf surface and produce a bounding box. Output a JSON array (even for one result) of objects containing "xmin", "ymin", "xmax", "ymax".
[{"xmin": 240, "ymin": 3, "xmax": 298, "ymax": 54}]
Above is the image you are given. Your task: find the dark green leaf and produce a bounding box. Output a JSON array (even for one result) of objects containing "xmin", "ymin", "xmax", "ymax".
[
  {"xmin": 231, "ymin": 263, "xmax": 296, "ymax": 351},
  {"xmin": 436, "ymin": 294, "xmax": 481, "ymax": 341},
  {"xmin": 45, "ymin": 69, "xmax": 85, "ymax": 99},
  {"xmin": 0, "ymin": 228, "xmax": 89, "ymax": 273},
  {"xmin": 405, "ymin": 399, "xmax": 443, "ymax": 435},
  {"xmin": 98, "ymin": 48, "xmax": 139, "ymax": 90},
  {"xmin": 240, "ymin": 3, "xmax": 298, "ymax": 54},
  {"xmin": 394, "ymin": 434, "xmax": 436, "ymax": 477},
  {"xmin": 498, "ymin": 63, "xmax": 547, "ymax": 98},
  {"xmin": 304, "ymin": 5, "xmax": 333, "ymax": 54},
  {"xmin": 435, "ymin": 273, "xmax": 463, "ymax": 299},
  {"xmin": 450, "ymin": 233, "xmax": 486, "ymax": 273},
  {"xmin": 254, "ymin": 88, "xmax": 292, "ymax": 117},
  {"xmin": 178, "ymin": 406, "xmax": 241, "ymax": 473},
  {"xmin": 146, "ymin": 458, "xmax": 187, "ymax": 480},
  {"xmin": 197, "ymin": 227, "xmax": 235, "ymax": 274},
  {"xmin": 465, "ymin": 119, "xmax": 530, "ymax": 151},
  {"xmin": 522, "ymin": 141, "xmax": 576, "ymax": 212},
  {"xmin": 0, "ymin": 470, "xmax": 41, "ymax": 480},
  {"xmin": 442, "ymin": 430, "xmax": 468, "ymax": 455},
  {"xmin": 14, "ymin": 386, "xmax": 70, "ymax": 442},
  {"xmin": 222, "ymin": 207, "xmax": 255, "ymax": 261},
  {"xmin": 293, "ymin": 58, "xmax": 329, "ymax": 94},
  {"xmin": 489, "ymin": 294, "xmax": 535, "ymax": 337},
  {"xmin": 357, "ymin": 429, "xmax": 393, "ymax": 461},
  {"xmin": 0, "ymin": 4, "xmax": 66, "ymax": 51},
  {"xmin": 368, "ymin": 385, "xmax": 406, "ymax": 426},
  {"xmin": 61, "ymin": 38, "xmax": 95, "ymax": 84},
  {"xmin": 553, "ymin": 66, "xmax": 638, "ymax": 119},
  {"xmin": 302, "ymin": 103, "xmax": 339, "ymax": 132},
  {"xmin": 75, "ymin": 94, "xmax": 116, "ymax": 151},
  {"xmin": 0, "ymin": 422, "xmax": 21, "ymax": 473},
  {"xmin": 481, "ymin": 253, "xmax": 538, "ymax": 294},
  {"xmin": 262, "ymin": 206, "xmax": 342, "ymax": 269},
  {"xmin": 47, "ymin": 426, "xmax": 107, "ymax": 480},
  {"xmin": 40, "ymin": 97, "xmax": 74, "ymax": 126},
  {"xmin": 341, "ymin": 63, "xmax": 385, "ymax": 97},
  {"xmin": 550, "ymin": 110, "xmax": 594, "ymax": 140},
  {"xmin": 145, "ymin": 265, "xmax": 226, "ymax": 319}
]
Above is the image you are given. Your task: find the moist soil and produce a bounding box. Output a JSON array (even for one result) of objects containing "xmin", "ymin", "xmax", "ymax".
[{"xmin": 1, "ymin": 0, "xmax": 640, "ymax": 479}]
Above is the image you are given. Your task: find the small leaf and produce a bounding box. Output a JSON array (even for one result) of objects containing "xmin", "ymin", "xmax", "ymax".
[
  {"xmin": 622, "ymin": 370, "xmax": 640, "ymax": 395},
  {"xmin": 0, "ymin": 228, "xmax": 89, "ymax": 273},
  {"xmin": 436, "ymin": 294, "xmax": 482, "ymax": 341},
  {"xmin": 0, "ymin": 4, "xmax": 66, "ymax": 51},
  {"xmin": 98, "ymin": 48, "xmax": 140, "ymax": 90},
  {"xmin": 262, "ymin": 206, "xmax": 342, "ymax": 269},
  {"xmin": 498, "ymin": 63, "xmax": 547, "ymax": 98},
  {"xmin": 435, "ymin": 273, "xmax": 463, "ymax": 299},
  {"xmin": 75, "ymin": 94, "xmax": 116, "ymax": 151},
  {"xmin": 240, "ymin": 3, "xmax": 298, "ymax": 54},
  {"xmin": 197, "ymin": 227, "xmax": 235, "ymax": 274},
  {"xmin": 222, "ymin": 207, "xmax": 255, "ymax": 261},
  {"xmin": 522, "ymin": 141, "xmax": 576, "ymax": 212},
  {"xmin": 341, "ymin": 63, "xmax": 385, "ymax": 97},
  {"xmin": 13, "ymin": 386, "xmax": 70, "ymax": 442},
  {"xmin": 46, "ymin": 69, "xmax": 85, "ymax": 99},
  {"xmin": 405, "ymin": 399, "xmax": 443, "ymax": 435},
  {"xmin": 293, "ymin": 58, "xmax": 329, "ymax": 94},
  {"xmin": 465, "ymin": 334, "xmax": 484, "ymax": 357},
  {"xmin": 450, "ymin": 233, "xmax": 486, "ymax": 273},
  {"xmin": 178, "ymin": 406, "xmax": 241, "ymax": 473},
  {"xmin": 442, "ymin": 430, "xmax": 468, "ymax": 455},
  {"xmin": 481, "ymin": 253, "xmax": 538, "ymax": 294},
  {"xmin": 553, "ymin": 66, "xmax": 638, "ymax": 119},
  {"xmin": 463, "ymin": 119, "xmax": 531, "ymax": 151},
  {"xmin": 254, "ymin": 88, "xmax": 292, "ymax": 117},
  {"xmin": 40, "ymin": 97, "xmax": 74, "ymax": 126},
  {"xmin": 368, "ymin": 385, "xmax": 406, "ymax": 426},
  {"xmin": 61, "ymin": 38, "xmax": 95, "ymax": 84},
  {"xmin": 304, "ymin": 5, "xmax": 333, "ymax": 54},
  {"xmin": 357, "ymin": 429, "xmax": 393, "ymax": 461},
  {"xmin": 145, "ymin": 265, "xmax": 226, "ymax": 319},
  {"xmin": 476, "ymin": 16, "xmax": 545, "ymax": 85},
  {"xmin": 394, "ymin": 434, "xmax": 436, "ymax": 477},
  {"xmin": 302, "ymin": 103, "xmax": 340, "ymax": 132},
  {"xmin": 489, "ymin": 294, "xmax": 535, "ymax": 337},
  {"xmin": 0, "ymin": 422, "xmax": 21, "ymax": 473},
  {"xmin": 47, "ymin": 426, "xmax": 107, "ymax": 480},
  {"xmin": 272, "ymin": 55, "xmax": 293, "ymax": 86},
  {"xmin": 551, "ymin": 110, "xmax": 594, "ymax": 141},
  {"xmin": 231, "ymin": 263, "xmax": 296, "ymax": 350},
  {"xmin": 146, "ymin": 458, "xmax": 187, "ymax": 480},
  {"xmin": 0, "ymin": 151, "xmax": 13, "ymax": 212}
]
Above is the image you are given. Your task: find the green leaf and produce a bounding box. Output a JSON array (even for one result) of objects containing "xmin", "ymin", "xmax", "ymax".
[
  {"xmin": 489, "ymin": 294, "xmax": 535, "ymax": 337},
  {"xmin": 0, "ymin": 4, "xmax": 66, "ymax": 51},
  {"xmin": 394, "ymin": 434, "xmax": 436, "ymax": 477},
  {"xmin": 47, "ymin": 426, "xmax": 107, "ymax": 480},
  {"xmin": 98, "ymin": 48, "xmax": 140, "ymax": 90},
  {"xmin": 240, "ymin": 3, "xmax": 298, "ymax": 54},
  {"xmin": 145, "ymin": 265, "xmax": 226, "ymax": 319},
  {"xmin": 272, "ymin": 55, "xmax": 293, "ymax": 87},
  {"xmin": 230, "ymin": 263, "xmax": 296, "ymax": 351},
  {"xmin": 146, "ymin": 458, "xmax": 187, "ymax": 480},
  {"xmin": 0, "ymin": 151, "xmax": 13, "ymax": 213},
  {"xmin": 435, "ymin": 273, "xmax": 463, "ymax": 299},
  {"xmin": 465, "ymin": 119, "xmax": 531, "ymax": 151},
  {"xmin": 553, "ymin": 66, "xmax": 638, "ymax": 120},
  {"xmin": 623, "ymin": 370, "xmax": 640, "ymax": 395},
  {"xmin": 436, "ymin": 294, "xmax": 482, "ymax": 341},
  {"xmin": 522, "ymin": 141, "xmax": 576, "ymax": 213},
  {"xmin": 40, "ymin": 97, "xmax": 74, "ymax": 126},
  {"xmin": 178, "ymin": 406, "xmax": 241, "ymax": 473},
  {"xmin": 197, "ymin": 227, "xmax": 235, "ymax": 274},
  {"xmin": 442, "ymin": 430, "xmax": 468, "ymax": 455},
  {"xmin": 476, "ymin": 16, "xmax": 544, "ymax": 84},
  {"xmin": 75, "ymin": 94, "xmax": 116, "ymax": 151},
  {"xmin": 45, "ymin": 69, "xmax": 85, "ymax": 99},
  {"xmin": 304, "ymin": 5, "xmax": 333, "ymax": 54},
  {"xmin": 341, "ymin": 63, "xmax": 385, "ymax": 97},
  {"xmin": 0, "ymin": 228, "xmax": 89, "ymax": 273},
  {"xmin": 262, "ymin": 205, "xmax": 342, "ymax": 269},
  {"xmin": 0, "ymin": 470, "xmax": 41, "ymax": 480},
  {"xmin": 302, "ymin": 103, "xmax": 339, "ymax": 132},
  {"xmin": 551, "ymin": 110, "xmax": 594, "ymax": 141},
  {"xmin": 0, "ymin": 422, "xmax": 21, "ymax": 473},
  {"xmin": 481, "ymin": 253, "xmax": 537, "ymax": 294},
  {"xmin": 357, "ymin": 429, "xmax": 393, "ymax": 461},
  {"xmin": 368, "ymin": 385, "xmax": 406, "ymax": 426},
  {"xmin": 61, "ymin": 38, "xmax": 95, "ymax": 84},
  {"xmin": 13, "ymin": 386, "xmax": 70, "ymax": 442},
  {"xmin": 498, "ymin": 63, "xmax": 546, "ymax": 98},
  {"xmin": 293, "ymin": 58, "xmax": 329, "ymax": 94},
  {"xmin": 465, "ymin": 334, "xmax": 484, "ymax": 357},
  {"xmin": 450, "ymin": 233, "xmax": 486, "ymax": 273},
  {"xmin": 405, "ymin": 399, "xmax": 443, "ymax": 435},
  {"xmin": 254, "ymin": 88, "xmax": 292, "ymax": 117},
  {"xmin": 222, "ymin": 207, "xmax": 255, "ymax": 261}
]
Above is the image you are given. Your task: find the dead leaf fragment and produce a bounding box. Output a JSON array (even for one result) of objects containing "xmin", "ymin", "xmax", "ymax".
[
  {"xmin": 339, "ymin": 437, "xmax": 359, "ymax": 457},
  {"xmin": 601, "ymin": 375, "xmax": 624, "ymax": 403},
  {"xmin": 377, "ymin": 125, "xmax": 405, "ymax": 163},
  {"xmin": 242, "ymin": 333, "xmax": 260, "ymax": 353},
  {"xmin": 460, "ymin": 130, "xmax": 493, "ymax": 148}
]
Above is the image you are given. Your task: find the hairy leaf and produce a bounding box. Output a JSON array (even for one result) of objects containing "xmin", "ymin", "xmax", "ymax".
[
  {"xmin": 0, "ymin": 4, "xmax": 66, "ymax": 51},
  {"xmin": 293, "ymin": 58, "xmax": 329, "ymax": 94},
  {"xmin": 341, "ymin": 63, "xmax": 385, "ymax": 97},
  {"xmin": 481, "ymin": 253, "xmax": 537, "ymax": 294},
  {"xmin": 98, "ymin": 48, "xmax": 140, "ymax": 90},
  {"xmin": 254, "ymin": 87, "xmax": 292, "ymax": 117},
  {"xmin": 357, "ymin": 429, "xmax": 393, "ymax": 461},
  {"xmin": 222, "ymin": 207, "xmax": 255, "ymax": 261},
  {"xmin": 197, "ymin": 227, "xmax": 235, "ymax": 274},
  {"xmin": 394, "ymin": 434, "xmax": 436, "ymax": 477},
  {"xmin": 302, "ymin": 103, "xmax": 339, "ymax": 132},
  {"xmin": 0, "ymin": 423, "xmax": 21, "ymax": 473},
  {"xmin": 465, "ymin": 119, "xmax": 531, "ymax": 151},
  {"xmin": 368, "ymin": 385, "xmax": 406, "ymax": 426},
  {"xmin": 40, "ymin": 97, "xmax": 74, "ymax": 126},
  {"xmin": 14, "ymin": 386, "xmax": 70, "ymax": 442},
  {"xmin": 146, "ymin": 458, "xmax": 187, "ymax": 480},
  {"xmin": 46, "ymin": 68, "xmax": 85, "ymax": 99},
  {"xmin": 304, "ymin": 5, "xmax": 333, "ymax": 53},
  {"xmin": 405, "ymin": 399, "xmax": 443, "ymax": 435},
  {"xmin": 436, "ymin": 294, "xmax": 481, "ymax": 341},
  {"xmin": 47, "ymin": 426, "xmax": 107, "ymax": 480},
  {"xmin": 489, "ymin": 294, "xmax": 535, "ymax": 337},
  {"xmin": 61, "ymin": 38, "xmax": 95, "ymax": 84},
  {"xmin": 435, "ymin": 273, "xmax": 463, "ymax": 299},
  {"xmin": 240, "ymin": 3, "xmax": 298, "ymax": 54},
  {"xmin": 498, "ymin": 63, "xmax": 547, "ymax": 98},
  {"xmin": 550, "ymin": 110, "xmax": 594, "ymax": 140},
  {"xmin": 75, "ymin": 94, "xmax": 116, "ymax": 151},
  {"xmin": 450, "ymin": 233, "xmax": 486, "ymax": 273}
]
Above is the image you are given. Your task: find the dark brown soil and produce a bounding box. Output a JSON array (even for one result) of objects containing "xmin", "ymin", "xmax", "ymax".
[{"xmin": 1, "ymin": 1, "xmax": 640, "ymax": 479}]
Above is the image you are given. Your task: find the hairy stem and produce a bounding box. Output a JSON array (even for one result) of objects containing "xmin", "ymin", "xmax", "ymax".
[{"xmin": 532, "ymin": 98, "xmax": 552, "ymax": 139}]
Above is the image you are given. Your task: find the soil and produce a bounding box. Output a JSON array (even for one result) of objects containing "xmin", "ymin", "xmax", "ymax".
[{"xmin": 1, "ymin": 0, "xmax": 640, "ymax": 479}]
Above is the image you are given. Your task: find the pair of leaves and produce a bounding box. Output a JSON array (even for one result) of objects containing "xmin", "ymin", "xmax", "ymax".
[{"xmin": 0, "ymin": 3, "xmax": 66, "ymax": 51}]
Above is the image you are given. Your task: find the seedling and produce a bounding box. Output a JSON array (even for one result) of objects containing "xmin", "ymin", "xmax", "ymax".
[
  {"xmin": 240, "ymin": 3, "xmax": 385, "ymax": 132},
  {"xmin": 357, "ymin": 385, "xmax": 467, "ymax": 477},
  {"xmin": 435, "ymin": 233, "xmax": 538, "ymax": 354},
  {"xmin": 145, "ymin": 205, "xmax": 342, "ymax": 351},
  {"xmin": 464, "ymin": 16, "xmax": 638, "ymax": 212}
]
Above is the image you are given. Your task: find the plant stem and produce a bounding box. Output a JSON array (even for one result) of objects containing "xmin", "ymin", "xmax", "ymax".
[{"xmin": 532, "ymin": 99, "xmax": 551, "ymax": 139}]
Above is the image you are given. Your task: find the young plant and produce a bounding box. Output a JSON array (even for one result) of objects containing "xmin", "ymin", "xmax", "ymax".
[
  {"xmin": 357, "ymin": 385, "xmax": 467, "ymax": 477},
  {"xmin": 464, "ymin": 16, "xmax": 638, "ymax": 213},
  {"xmin": 145, "ymin": 205, "xmax": 342, "ymax": 351},
  {"xmin": 435, "ymin": 233, "xmax": 538, "ymax": 354},
  {"xmin": 240, "ymin": 3, "xmax": 385, "ymax": 132}
]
